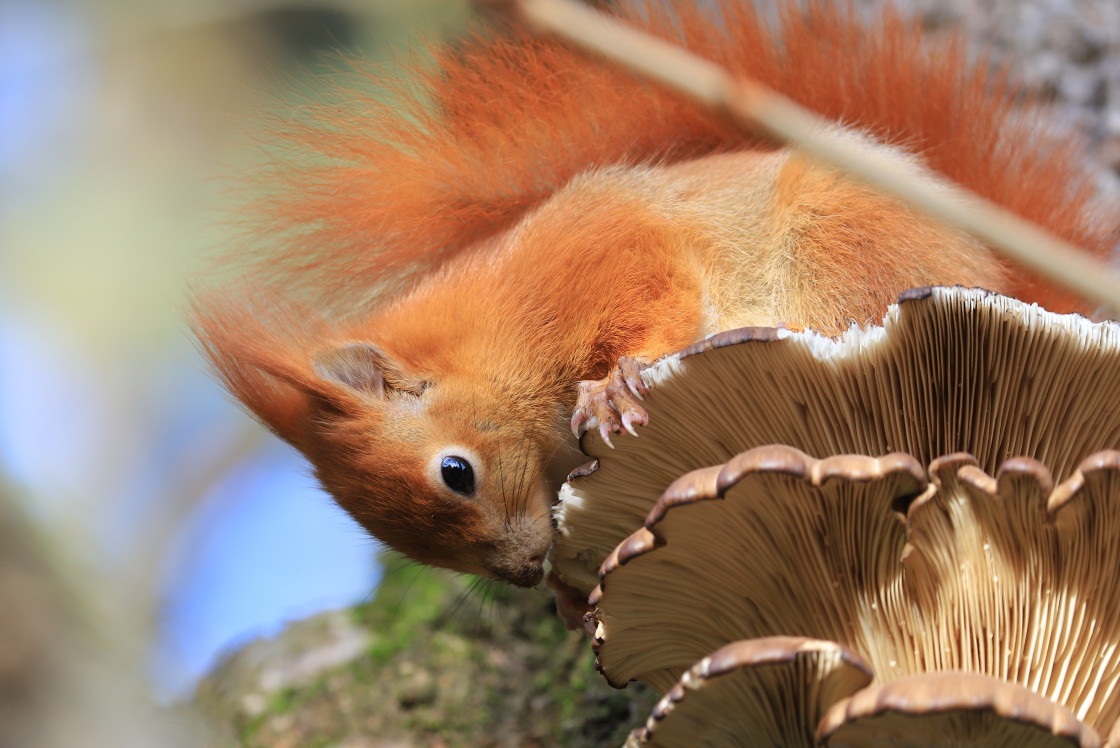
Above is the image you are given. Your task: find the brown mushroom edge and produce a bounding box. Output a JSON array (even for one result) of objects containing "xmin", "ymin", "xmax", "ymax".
[
  {"xmin": 550, "ymin": 286, "xmax": 1120, "ymax": 595},
  {"xmin": 590, "ymin": 445, "xmax": 1120, "ymax": 740},
  {"xmin": 624, "ymin": 650, "xmax": 1098, "ymax": 748},
  {"xmin": 817, "ymin": 672, "xmax": 1100, "ymax": 748},
  {"xmin": 622, "ymin": 637, "xmax": 873, "ymax": 748}
]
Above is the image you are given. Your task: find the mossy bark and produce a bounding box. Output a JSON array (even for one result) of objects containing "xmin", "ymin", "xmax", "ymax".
[{"xmin": 195, "ymin": 555, "xmax": 656, "ymax": 747}]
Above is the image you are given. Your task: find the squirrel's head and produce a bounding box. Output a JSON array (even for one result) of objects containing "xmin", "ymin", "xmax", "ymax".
[
  {"xmin": 303, "ymin": 343, "xmax": 558, "ymax": 587},
  {"xmin": 195, "ymin": 305, "xmax": 557, "ymax": 587}
]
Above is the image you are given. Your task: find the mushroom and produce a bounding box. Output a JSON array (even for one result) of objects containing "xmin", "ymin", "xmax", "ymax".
[
  {"xmin": 551, "ymin": 286, "xmax": 1120, "ymax": 593},
  {"xmin": 818, "ymin": 672, "xmax": 1099, "ymax": 748},
  {"xmin": 629, "ymin": 650, "xmax": 1098, "ymax": 748},
  {"xmin": 591, "ymin": 445, "xmax": 1120, "ymax": 742},
  {"xmin": 623, "ymin": 636, "xmax": 873, "ymax": 748},
  {"xmin": 591, "ymin": 447, "xmax": 925, "ymax": 691}
]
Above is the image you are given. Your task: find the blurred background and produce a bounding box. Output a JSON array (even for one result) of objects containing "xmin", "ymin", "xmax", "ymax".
[
  {"xmin": 0, "ymin": 0, "xmax": 471, "ymax": 718},
  {"xmin": 3, "ymin": 0, "xmax": 1119, "ymax": 744}
]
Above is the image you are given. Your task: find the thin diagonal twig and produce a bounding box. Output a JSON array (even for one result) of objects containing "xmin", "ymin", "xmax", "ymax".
[{"xmin": 480, "ymin": 0, "xmax": 1120, "ymax": 315}]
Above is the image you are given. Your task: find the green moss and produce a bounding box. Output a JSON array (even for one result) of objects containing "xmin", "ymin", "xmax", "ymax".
[{"xmin": 197, "ymin": 552, "xmax": 657, "ymax": 746}]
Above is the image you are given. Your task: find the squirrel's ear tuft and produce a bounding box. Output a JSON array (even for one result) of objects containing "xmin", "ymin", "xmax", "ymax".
[
  {"xmin": 312, "ymin": 343, "xmax": 427, "ymax": 403},
  {"xmin": 313, "ymin": 343, "xmax": 390, "ymax": 399}
]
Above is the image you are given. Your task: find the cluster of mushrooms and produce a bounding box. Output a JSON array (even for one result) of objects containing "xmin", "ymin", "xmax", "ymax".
[{"xmin": 548, "ymin": 286, "xmax": 1120, "ymax": 747}]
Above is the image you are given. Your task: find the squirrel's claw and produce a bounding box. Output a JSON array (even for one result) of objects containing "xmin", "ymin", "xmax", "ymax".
[
  {"xmin": 620, "ymin": 407, "xmax": 647, "ymax": 437},
  {"xmin": 570, "ymin": 407, "xmax": 592, "ymax": 439},
  {"xmin": 572, "ymin": 356, "xmax": 651, "ymax": 447},
  {"xmin": 598, "ymin": 423, "xmax": 615, "ymax": 449},
  {"xmin": 624, "ymin": 374, "xmax": 646, "ymax": 401}
]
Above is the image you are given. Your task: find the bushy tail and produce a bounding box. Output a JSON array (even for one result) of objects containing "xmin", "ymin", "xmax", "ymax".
[{"xmin": 245, "ymin": 0, "xmax": 1114, "ymax": 315}]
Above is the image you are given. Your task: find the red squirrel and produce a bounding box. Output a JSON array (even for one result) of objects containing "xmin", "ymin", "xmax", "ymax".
[{"xmin": 192, "ymin": 1, "xmax": 1116, "ymax": 591}]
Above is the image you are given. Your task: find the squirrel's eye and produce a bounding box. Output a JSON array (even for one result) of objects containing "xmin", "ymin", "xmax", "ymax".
[{"xmin": 440, "ymin": 455, "xmax": 475, "ymax": 495}]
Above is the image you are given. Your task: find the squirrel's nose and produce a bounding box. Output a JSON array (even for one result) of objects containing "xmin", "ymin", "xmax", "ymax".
[{"xmin": 495, "ymin": 556, "xmax": 544, "ymax": 588}]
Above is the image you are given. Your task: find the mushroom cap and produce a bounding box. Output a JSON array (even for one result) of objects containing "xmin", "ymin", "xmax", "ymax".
[
  {"xmin": 591, "ymin": 446, "xmax": 925, "ymax": 691},
  {"xmin": 817, "ymin": 672, "xmax": 1100, "ymax": 748},
  {"xmin": 624, "ymin": 636, "xmax": 873, "ymax": 748},
  {"xmin": 592, "ymin": 445, "xmax": 1120, "ymax": 738},
  {"xmin": 625, "ymin": 651, "xmax": 1098, "ymax": 748},
  {"xmin": 552, "ymin": 287, "xmax": 1120, "ymax": 592}
]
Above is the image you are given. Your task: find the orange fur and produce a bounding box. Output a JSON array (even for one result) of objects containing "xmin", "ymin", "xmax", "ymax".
[{"xmin": 193, "ymin": 0, "xmax": 1117, "ymax": 587}]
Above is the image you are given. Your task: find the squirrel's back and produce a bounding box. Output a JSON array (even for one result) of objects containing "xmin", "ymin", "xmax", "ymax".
[{"xmin": 250, "ymin": 0, "xmax": 1113, "ymax": 319}]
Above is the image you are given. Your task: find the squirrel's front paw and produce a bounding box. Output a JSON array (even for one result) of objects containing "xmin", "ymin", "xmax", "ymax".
[
  {"xmin": 547, "ymin": 572, "xmax": 594, "ymax": 633},
  {"xmin": 570, "ymin": 356, "xmax": 650, "ymax": 447}
]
